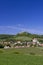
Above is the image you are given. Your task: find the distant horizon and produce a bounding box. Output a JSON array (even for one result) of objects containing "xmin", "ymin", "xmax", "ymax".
[
  {"xmin": 0, "ymin": 25, "xmax": 43, "ymax": 35},
  {"xmin": 0, "ymin": 30, "xmax": 43, "ymax": 35},
  {"xmin": 0, "ymin": 0, "xmax": 43, "ymax": 34}
]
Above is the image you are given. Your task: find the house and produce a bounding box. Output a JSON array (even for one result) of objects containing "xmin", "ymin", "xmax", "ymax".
[
  {"xmin": 32, "ymin": 38, "xmax": 40, "ymax": 46},
  {"xmin": 17, "ymin": 41, "xmax": 21, "ymax": 44},
  {"xmin": 4, "ymin": 46, "xmax": 10, "ymax": 49}
]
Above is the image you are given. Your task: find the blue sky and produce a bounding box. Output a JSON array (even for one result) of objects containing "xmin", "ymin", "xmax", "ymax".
[{"xmin": 0, "ymin": 0, "xmax": 43, "ymax": 34}]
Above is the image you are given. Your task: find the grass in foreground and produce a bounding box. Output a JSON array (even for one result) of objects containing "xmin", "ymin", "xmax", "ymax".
[{"xmin": 0, "ymin": 47, "xmax": 43, "ymax": 65}]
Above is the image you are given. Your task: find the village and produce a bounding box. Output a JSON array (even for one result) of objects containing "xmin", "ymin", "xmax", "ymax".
[{"xmin": 0, "ymin": 38, "xmax": 43, "ymax": 49}]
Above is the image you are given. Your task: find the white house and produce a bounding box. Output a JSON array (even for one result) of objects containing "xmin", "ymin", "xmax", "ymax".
[
  {"xmin": 4, "ymin": 46, "xmax": 10, "ymax": 49},
  {"xmin": 32, "ymin": 38, "xmax": 39, "ymax": 45}
]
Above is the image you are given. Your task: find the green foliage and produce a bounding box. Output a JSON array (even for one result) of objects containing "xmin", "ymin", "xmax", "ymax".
[
  {"xmin": 6, "ymin": 44, "xmax": 11, "ymax": 47},
  {"xmin": 30, "ymin": 44, "xmax": 33, "ymax": 47},
  {"xmin": 0, "ymin": 32, "xmax": 43, "ymax": 42},
  {"xmin": 16, "ymin": 43, "xmax": 22, "ymax": 46},
  {"xmin": 0, "ymin": 44, "xmax": 4, "ymax": 48},
  {"xmin": 39, "ymin": 39, "xmax": 43, "ymax": 43},
  {"xmin": 34, "ymin": 44, "xmax": 37, "ymax": 47}
]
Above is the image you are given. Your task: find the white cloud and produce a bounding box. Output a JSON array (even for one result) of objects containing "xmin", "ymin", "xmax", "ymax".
[{"xmin": 0, "ymin": 26, "xmax": 43, "ymax": 34}]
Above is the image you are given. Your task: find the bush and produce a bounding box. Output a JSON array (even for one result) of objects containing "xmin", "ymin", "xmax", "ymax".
[
  {"xmin": 13, "ymin": 51, "xmax": 20, "ymax": 54},
  {"xmin": 29, "ymin": 52, "xmax": 35, "ymax": 55},
  {"xmin": 6, "ymin": 44, "xmax": 11, "ymax": 47},
  {"xmin": 30, "ymin": 44, "xmax": 33, "ymax": 47},
  {"xmin": 0, "ymin": 44, "xmax": 4, "ymax": 48},
  {"xmin": 34, "ymin": 44, "xmax": 37, "ymax": 47}
]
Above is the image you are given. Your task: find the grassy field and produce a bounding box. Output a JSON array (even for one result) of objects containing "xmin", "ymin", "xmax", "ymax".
[
  {"xmin": 0, "ymin": 47, "xmax": 43, "ymax": 65},
  {"xmin": 14, "ymin": 36, "xmax": 32, "ymax": 41}
]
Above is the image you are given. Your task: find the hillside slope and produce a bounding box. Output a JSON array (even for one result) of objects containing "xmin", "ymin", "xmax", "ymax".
[{"xmin": 0, "ymin": 32, "xmax": 43, "ymax": 42}]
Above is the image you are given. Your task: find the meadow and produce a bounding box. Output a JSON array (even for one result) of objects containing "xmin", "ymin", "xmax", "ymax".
[{"xmin": 0, "ymin": 47, "xmax": 43, "ymax": 65}]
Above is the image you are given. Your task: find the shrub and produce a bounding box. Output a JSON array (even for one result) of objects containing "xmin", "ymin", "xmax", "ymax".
[
  {"xmin": 0, "ymin": 44, "xmax": 4, "ymax": 48},
  {"xmin": 34, "ymin": 44, "xmax": 37, "ymax": 47},
  {"xmin": 30, "ymin": 44, "xmax": 33, "ymax": 47},
  {"xmin": 29, "ymin": 52, "xmax": 35, "ymax": 55},
  {"xmin": 6, "ymin": 44, "xmax": 11, "ymax": 47},
  {"xmin": 13, "ymin": 51, "xmax": 20, "ymax": 54}
]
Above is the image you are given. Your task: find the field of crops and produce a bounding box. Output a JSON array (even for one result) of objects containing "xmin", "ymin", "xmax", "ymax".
[{"xmin": 0, "ymin": 47, "xmax": 43, "ymax": 65}]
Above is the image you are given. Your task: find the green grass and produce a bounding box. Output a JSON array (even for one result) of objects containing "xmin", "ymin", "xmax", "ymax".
[
  {"xmin": 0, "ymin": 47, "xmax": 43, "ymax": 65},
  {"xmin": 14, "ymin": 36, "xmax": 32, "ymax": 41}
]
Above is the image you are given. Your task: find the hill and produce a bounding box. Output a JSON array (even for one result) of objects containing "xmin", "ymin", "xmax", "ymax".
[{"xmin": 0, "ymin": 32, "xmax": 43, "ymax": 42}]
